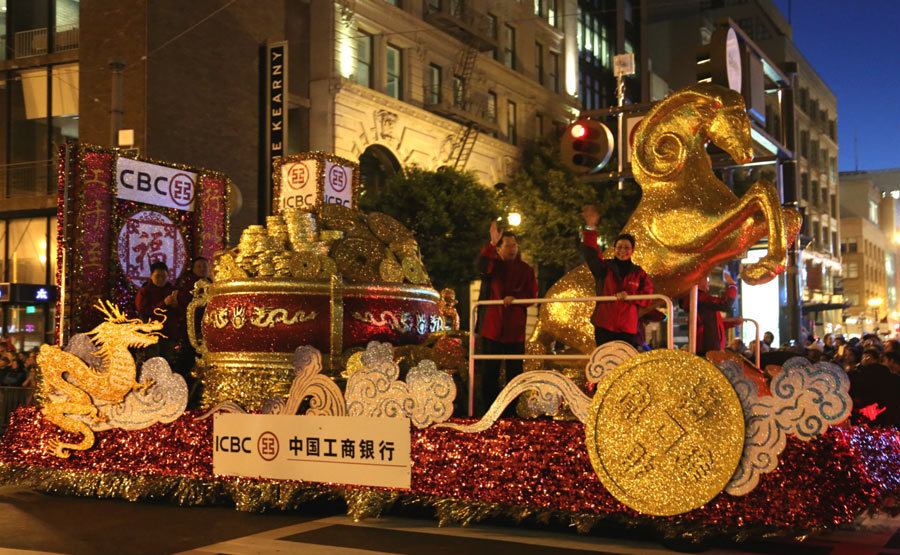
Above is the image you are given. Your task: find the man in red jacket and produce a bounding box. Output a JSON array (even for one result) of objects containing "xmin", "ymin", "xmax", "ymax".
[
  {"xmin": 135, "ymin": 261, "xmax": 182, "ymax": 363},
  {"xmin": 475, "ymin": 221, "xmax": 537, "ymax": 416},
  {"xmin": 682, "ymin": 271, "xmax": 738, "ymax": 355},
  {"xmin": 580, "ymin": 205, "xmax": 653, "ymax": 349}
]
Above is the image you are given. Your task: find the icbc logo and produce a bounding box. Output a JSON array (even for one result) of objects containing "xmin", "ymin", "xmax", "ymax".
[
  {"xmin": 329, "ymin": 166, "xmax": 347, "ymax": 193},
  {"xmin": 168, "ymin": 173, "xmax": 195, "ymax": 207},
  {"xmin": 258, "ymin": 431, "xmax": 279, "ymax": 461},
  {"xmin": 287, "ymin": 163, "xmax": 310, "ymax": 190}
]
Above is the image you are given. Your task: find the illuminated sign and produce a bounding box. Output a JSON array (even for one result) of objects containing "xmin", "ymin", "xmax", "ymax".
[
  {"xmin": 12, "ymin": 284, "xmax": 57, "ymax": 303},
  {"xmin": 25, "ymin": 306, "xmax": 36, "ymax": 314}
]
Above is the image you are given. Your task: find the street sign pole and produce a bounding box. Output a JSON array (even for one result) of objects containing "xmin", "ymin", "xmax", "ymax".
[{"xmin": 613, "ymin": 53, "xmax": 635, "ymax": 191}]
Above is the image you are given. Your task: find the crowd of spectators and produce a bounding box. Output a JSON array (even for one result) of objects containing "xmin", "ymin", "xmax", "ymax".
[
  {"xmin": 724, "ymin": 329, "xmax": 900, "ymax": 427},
  {"xmin": 0, "ymin": 343, "xmax": 39, "ymax": 388}
]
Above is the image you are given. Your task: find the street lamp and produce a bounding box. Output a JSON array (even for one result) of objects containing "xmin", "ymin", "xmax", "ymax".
[{"xmin": 507, "ymin": 212, "xmax": 521, "ymax": 227}]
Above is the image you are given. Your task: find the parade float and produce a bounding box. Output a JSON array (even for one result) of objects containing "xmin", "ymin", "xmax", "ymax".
[{"xmin": 2, "ymin": 84, "xmax": 900, "ymax": 546}]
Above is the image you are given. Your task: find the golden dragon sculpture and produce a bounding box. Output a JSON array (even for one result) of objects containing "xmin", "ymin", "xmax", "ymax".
[
  {"xmin": 528, "ymin": 83, "xmax": 802, "ymax": 358},
  {"xmin": 38, "ymin": 301, "xmax": 161, "ymax": 458}
]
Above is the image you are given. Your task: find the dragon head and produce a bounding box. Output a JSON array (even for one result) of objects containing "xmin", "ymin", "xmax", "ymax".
[{"xmin": 87, "ymin": 300, "xmax": 164, "ymax": 349}]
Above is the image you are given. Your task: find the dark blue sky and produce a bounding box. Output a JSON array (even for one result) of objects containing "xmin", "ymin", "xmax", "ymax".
[{"xmin": 771, "ymin": 0, "xmax": 900, "ymax": 172}]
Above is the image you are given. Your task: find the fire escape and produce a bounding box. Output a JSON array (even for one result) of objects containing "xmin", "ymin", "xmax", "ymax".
[{"xmin": 424, "ymin": 1, "xmax": 499, "ymax": 170}]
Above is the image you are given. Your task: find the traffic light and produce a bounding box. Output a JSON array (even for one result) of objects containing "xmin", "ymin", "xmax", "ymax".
[{"xmin": 560, "ymin": 118, "xmax": 614, "ymax": 175}]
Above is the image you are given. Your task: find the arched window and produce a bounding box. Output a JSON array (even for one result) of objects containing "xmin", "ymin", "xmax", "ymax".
[{"xmin": 359, "ymin": 145, "xmax": 401, "ymax": 194}]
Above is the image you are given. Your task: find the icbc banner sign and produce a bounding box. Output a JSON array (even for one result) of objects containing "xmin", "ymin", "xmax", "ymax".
[
  {"xmin": 213, "ymin": 413, "xmax": 411, "ymax": 488},
  {"xmin": 116, "ymin": 157, "xmax": 197, "ymax": 212},
  {"xmin": 279, "ymin": 160, "xmax": 319, "ymax": 211},
  {"xmin": 324, "ymin": 161, "xmax": 353, "ymax": 207}
]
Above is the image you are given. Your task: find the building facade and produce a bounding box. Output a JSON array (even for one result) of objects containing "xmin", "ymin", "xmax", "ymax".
[
  {"xmin": 0, "ymin": 0, "xmax": 583, "ymax": 347},
  {"xmin": 840, "ymin": 169, "xmax": 900, "ymax": 337}
]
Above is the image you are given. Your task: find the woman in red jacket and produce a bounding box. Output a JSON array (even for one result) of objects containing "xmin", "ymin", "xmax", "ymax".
[
  {"xmin": 580, "ymin": 205, "xmax": 653, "ymax": 349},
  {"xmin": 475, "ymin": 221, "xmax": 537, "ymax": 415}
]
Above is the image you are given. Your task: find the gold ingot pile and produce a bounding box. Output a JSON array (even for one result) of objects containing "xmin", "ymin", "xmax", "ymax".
[{"xmin": 214, "ymin": 208, "xmax": 431, "ymax": 286}]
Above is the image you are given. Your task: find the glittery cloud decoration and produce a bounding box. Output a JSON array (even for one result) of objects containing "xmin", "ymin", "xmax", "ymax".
[
  {"xmin": 720, "ymin": 357, "xmax": 852, "ymax": 496},
  {"xmin": 67, "ymin": 358, "xmax": 188, "ymax": 431},
  {"xmin": 345, "ymin": 341, "xmax": 455, "ymax": 428},
  {"xmin": 436, "ymin": 371, "xmax": 591, "ymax": 433},
  {"xmin": 585, "ymin": 341, "xmax": 638, "ymax": 384}
]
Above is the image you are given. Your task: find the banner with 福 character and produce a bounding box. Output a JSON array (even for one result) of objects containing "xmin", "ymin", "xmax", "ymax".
[{"xmin": 56, "ymin": 143, "xmax": 230, "ymax": 339}]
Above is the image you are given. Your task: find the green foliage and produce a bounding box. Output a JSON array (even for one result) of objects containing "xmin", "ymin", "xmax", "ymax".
[
  {"xmin": 500, "ymin": 137, "xmax": 636, "ymax": 268},
  {"xmin": 359, "ymin": 166, "xmax": 501, "ymax": 289}
]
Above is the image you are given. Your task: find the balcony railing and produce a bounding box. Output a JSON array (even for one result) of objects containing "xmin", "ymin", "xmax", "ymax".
[
  {"xmin": 14, "ymin": 24, "xmax": 79, "ymax": 58},
  {"xmin": 423, "ymin": 84, "xmax": 499, "ymax": 132},
  {"xmin": 424, "ymin": 1, "xmax": 498, "ymax": 52},
  {"xmin": 0, "ymin": 159, "xmax": 56, "ymax": 197}
]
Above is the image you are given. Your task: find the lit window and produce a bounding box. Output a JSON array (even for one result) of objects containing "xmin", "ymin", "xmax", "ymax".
[
  {"xmin": 429, "ymin": 64, "xmax": 441, "ymax": 105},
  {"xmin": 504, "ymin": 25, "xmax": 516, "ymax": 69},
  {"xmin": 386, "ymin": 44, "xmax": 402, "ymax": 99},
  {"xmin": 355, "ymin": 31, "xmax": 373, "ymax": 88}
]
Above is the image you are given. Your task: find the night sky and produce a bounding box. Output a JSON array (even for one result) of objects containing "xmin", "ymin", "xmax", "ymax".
[{"xmin": 771, "ymin": 0, "xmax": 900, "ymax": 172}]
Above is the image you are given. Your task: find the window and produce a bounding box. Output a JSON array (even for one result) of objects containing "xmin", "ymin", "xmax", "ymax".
[
  {"xmin": 547, "ymin": 0, "xmax": 558, "ymax": 27},
  {"xmin": 800, "ymin": 130, "xmax": 809, "ymax": 158},
  {"xmin": 9, "ymin": 217, "xmax": 49, "ymax": 284},
  {"xmin": 386, "ymin": 44, "xmax": 402, "ymax": 99},
  {"xmin": 504, "ymin": 25, "xmax": 516, "ymax": 69},
  {"xmin": 507, "ymin": 100, "xmax": 517, "ymax": 145},
  {"xmin": 428, "ymin": 64, "xmax": 441, "ymax": 105},
  {"xmin": 534, "ymin": 0, "xmax": 542, "ymax": 16},
  {"xmin": 355, "ymin": 31, "xmax": 373, "ymax": 88},
  {"xmin": 801, "ymin": 173, "xmax": 809, "ymax": 200},
  {"xmin": 842, "ymin": 237, "xmax": 858, "ymax": 254},
  {"xmin": 488, "ymin": 14, "xmax": 498, "ymax": 61},
  {"xmin": 831, "ymin": 193, "xmax": 837, "ymax": 218},
  {"xmin": 535, "ymin": 42, "xmax": 544, "ymax": 84},
  {"xmin": 869, "ymin": 200, "xmax": 879, "ymax": 224},
  {"xmin": 832, "ymin": 231, "xmax": 838, "ymax": 255},
  {"xmin": 811, "ymin": 180, "xmax": 818, "ymax": 204},
  {"xmin": 453, "ymin": 75, "xmax": 465, "ymax": 109},
  {"xmin": 548, "ymin": 52, "xmax": 559, "ymax": 93},
  {"xmin": 487, "ymin": 91, "xmax": 497, "ymax": 123},
  {"xmin": 535, "ymin": 113, "xmax": 543, "ymax": 137},
  {"xmin": 847, "ymin": 262, "xmax": 859, "ymax": 279}
]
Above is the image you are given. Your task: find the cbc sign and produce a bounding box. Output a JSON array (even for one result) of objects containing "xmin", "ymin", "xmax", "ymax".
[{"xmin": 116, "ymin": 157, "xmax": 197, "ymax": 212}]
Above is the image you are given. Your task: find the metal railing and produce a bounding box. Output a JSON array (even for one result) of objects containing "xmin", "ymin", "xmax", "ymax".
[
  {"xmin": 1, "ymin": 159, "xmax": 56, "ymax": 197},
  {"xmin": 468, "ymin": 294, "xmax": 674, "ymax": 416},
  {"xmin": 724, "ymin": 317, "xmax": 761, "ymax": 368},
  {"xmin": 0, "ymin": 386, "xmax": 35, "ymax": 430},
  {"xmin": 14, "ymin": 25, "xmax": 79, "ymax": 58}
]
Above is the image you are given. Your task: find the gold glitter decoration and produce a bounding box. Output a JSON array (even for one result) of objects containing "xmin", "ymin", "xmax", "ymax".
[
  {"xmin": 331, "ymin": 238, "xmax": 384, "ymax": 283},
  {"xmin": 402, "ymin": 256, "xmax": 430, "ymax": 285},
  {"xmin": 623, "ymin": 83, "xmax": 801, "ymax": 296},
  {"xmin": 342, "ymin": 350, "xmax": 365, "ymax": 379},
  {"xmin": 38, "ymin": 301, "xmax": 161, "ymax": 458},
  {"xmin": 437, "ymin": 288, "xmax": 460, "ymax": 331},
  {"xmin": 585, "ymin": 349, "xmax": 744, "ymax": 516},
  {"xmin": 289, "ymin": 252, "xmax": 322, "ymax": 280},
  {"xmin": 329, "ymin": 274, "xmax": 344, "ymax": 375},
  {"xmin": 389, "ymin": 238, "xmax": 420, "ymax": 260},
  {"xmin": 318, "ymin": 203, "xmax": 364, "ymax": 231},
  {"xmin": 367, "ymin": 212, "xmax": 414, "ymax": 244},
  {"xmin": 379, "ymin": 256, "xmax": 404, "ymax": 283},
  {"xmin": 199, "ymin": 351, "xmax": 295, "ymax": 410}
]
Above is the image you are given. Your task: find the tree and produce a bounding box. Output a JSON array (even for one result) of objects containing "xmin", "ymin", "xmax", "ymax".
[
  {"xmin": 499, "ymin": 137, "xmax": 638, "ymax": 272},
  {"xmin": 359, "ymin": 166, "xmax": 500, "ymax": 290}
]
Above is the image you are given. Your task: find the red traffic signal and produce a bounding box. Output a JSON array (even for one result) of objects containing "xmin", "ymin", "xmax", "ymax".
[{"xmin": 560, "ymin": 118, "xmax": 614, "ymax": 175}]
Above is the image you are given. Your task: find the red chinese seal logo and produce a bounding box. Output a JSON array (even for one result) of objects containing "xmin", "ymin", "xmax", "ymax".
[
  {"xmin": 328, "ymin": 165, "xmax": 347, "ymax": 193},
  {"xmin": 258, "ymin": 431, "xmax": 279, "ymax": 461},
  {"xmin": 287, "ymin": 163, "xmax": 310, "ymax": 190},
  {"xmin": 168, "ymin": 173, "xmax": 195, "ymax": 207}
]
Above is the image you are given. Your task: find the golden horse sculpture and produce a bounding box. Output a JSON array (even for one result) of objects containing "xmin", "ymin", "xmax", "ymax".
[
  {"xmin": 38, "ymin": 301, "xmax": 160, "ymax": 458},
  {"xmin": 528, "ymin": 84, "xmax": 801, "ymax": 359}
]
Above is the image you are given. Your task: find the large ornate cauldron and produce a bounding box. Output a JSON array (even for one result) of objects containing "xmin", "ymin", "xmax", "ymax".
[
  {"xmin": 184, "ymin": 192, "xmax": 447, "ymax": 411},
  {"xmin": 189, "ymin": 278, "xmax": 441, "ymax": 410}
]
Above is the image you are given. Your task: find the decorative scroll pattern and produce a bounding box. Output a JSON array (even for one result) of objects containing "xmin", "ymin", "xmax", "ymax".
[
  {"xmin": 720, "ymin": 357, "xmax": 852, "ymax": 496},
  {"xmin": 203, "ymin": 306, "xmax": 318, "ymax": 329},
  {"xmin": 353, "ymin": 310, "xmax": 443, "ymax": 334},
  {"xmin": 585, "ymin": 341, "xmax": 638, "ymax": 384},
  {"xmin": 436, "ymin": 371, "xmax": 591, "ymax": 433},
  {"xmin": 345, "ymin": 341, "xmax": 455, "ymax": 428}
]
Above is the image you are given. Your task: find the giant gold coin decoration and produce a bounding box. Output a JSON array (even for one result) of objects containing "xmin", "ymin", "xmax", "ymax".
[
  {"xmin": 585, "ymin": 349, "xmax": 744, "ymax": 516},
  {"xmin": 367, "ymin": 212, "xmax": 414, "ymax": 245},
  {"xmin": 331, "ymin": 237, "xmax": 384, "ymax": 283}
]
